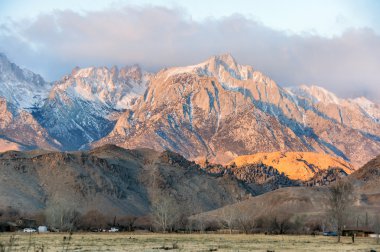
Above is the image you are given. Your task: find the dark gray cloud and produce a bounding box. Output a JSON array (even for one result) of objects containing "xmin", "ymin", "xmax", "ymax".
[{"xmin": 0, "ymin": 6, "xmax": 379, "ymax": 101}]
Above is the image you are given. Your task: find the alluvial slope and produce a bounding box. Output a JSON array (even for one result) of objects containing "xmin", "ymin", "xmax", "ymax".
[
  {"xmin": 350, "ymin": 154, "xmax": 380, "ymax": 197},
  {"xmin": 0, "ymin": 145, "xmax": 250, "ymax": 216},
  {"xmin": 34, "ymin": 65, "xmax": 151, "ymax": 150},
  {"xmin": 95, "ymin": 54, "xmax": 380, "ymax": 168},
  {"xmin": 229, "ymin": 152, "xmax": 354, "ymax": 180}
]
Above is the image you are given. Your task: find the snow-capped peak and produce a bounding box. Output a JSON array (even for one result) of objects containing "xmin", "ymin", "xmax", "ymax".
[{"xmin": 164, "ymin": 53, "xmax": 255, "ymax": 84}]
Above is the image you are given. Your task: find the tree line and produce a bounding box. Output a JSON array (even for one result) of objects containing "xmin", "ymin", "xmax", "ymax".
[{"xmin": 0, "ymin": 179, "xmax": 379, "ymax": 244}]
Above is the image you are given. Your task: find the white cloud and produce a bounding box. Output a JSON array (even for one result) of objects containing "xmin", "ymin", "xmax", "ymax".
[{"xmin": 1, "ymin": 6, "xmax": 379, "ymax": 100}]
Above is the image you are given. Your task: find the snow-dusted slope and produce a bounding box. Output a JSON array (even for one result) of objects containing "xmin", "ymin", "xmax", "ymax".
[
  {"xmin": 287, "ymin": 85, "xmax": 341, "ymax": 105},
  {"xmin": 0, "ymin": 54, "xmax": 60, "ymax": 151},
  {"xmin": 287, "ymin": 85, "xmax": 380, "ymax": 134},
  {"xmin": 0, "ymin": 53, "xmax": 51, "ymax": 110},
  {"xmin": 351, "ymin": 97, "xmax": 380, "ymax": 123},
  {"xmin": 68, "ymin": 65, "xmax": 150, "ymax": 109},
  {"xmin": 34, "ymin": 65, "xmax": 151, "ymax": 150}
]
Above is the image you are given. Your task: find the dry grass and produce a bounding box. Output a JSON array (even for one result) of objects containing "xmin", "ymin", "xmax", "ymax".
[{"xmin": 0, "ymin": 232, "xmax": 379, "ymax": 252}]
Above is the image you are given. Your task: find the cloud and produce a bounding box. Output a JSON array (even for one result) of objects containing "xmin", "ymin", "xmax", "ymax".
[{"xmin": 0, "ymin": 6, "xmax": 379, "ymax": 101}]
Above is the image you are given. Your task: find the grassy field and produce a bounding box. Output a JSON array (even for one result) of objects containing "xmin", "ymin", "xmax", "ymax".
[{"xmin": 0, "ymin": 232, "xmax": 379, "ymax": 252}]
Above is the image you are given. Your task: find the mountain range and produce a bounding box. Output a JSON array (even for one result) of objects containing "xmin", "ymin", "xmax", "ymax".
[{"xmin": 1, "ymin": 52, "xmax": 380, "ymax": 171}]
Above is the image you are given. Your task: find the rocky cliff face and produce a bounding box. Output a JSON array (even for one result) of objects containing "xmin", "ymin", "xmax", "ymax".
[{"xmin": 95, "ymin": 54, "xmax": 380, "ymax": 168}]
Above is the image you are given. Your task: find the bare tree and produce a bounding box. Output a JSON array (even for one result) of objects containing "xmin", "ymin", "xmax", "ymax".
[
  {"xmin": 0, "ymin": 206, "xmax": 21, "ymax": 222},
  {"xmin": 373, "ymin": 214, "xmax": 380, "ymax": 245},
  {"xmin": 326, "ymin": 179, "xmax": 354, "ymax": 242},
  {"xmin": 118, "ymin": 215, "xmax": 137, "ymax": 232},
  {"xmin": 192, "ymin": 214, "xmax": 207, "ymax": 233},
  {"xmin": 268, "ymin": 214, "xmax": 292, "ymax": 234},
  {"xmin": 219, "ymin": 207, "xmax": 238, "ymax": 234},
  {"xmin": 44, "ymin": 201, "xmax": 80, "ymax": 231},
  {"xmin": 150, "ymin": 194, "xmax": 180, "ymax": 232},
  {"xmin": 235, "ymin": 205, "xmax": 255, "ymax": 234},
  {"xmin": 78, "ymin": 210, "xmax": 108, "ymax": 231}
]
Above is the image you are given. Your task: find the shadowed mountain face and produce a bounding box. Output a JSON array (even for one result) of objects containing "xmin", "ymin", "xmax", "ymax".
[
  {"xmin": 0, "ymin": 145, "xmax": 250, "ymax": 216},
  {"xmin": 94, "ymin": 54, "xmax": 380, "ymax": 168}
]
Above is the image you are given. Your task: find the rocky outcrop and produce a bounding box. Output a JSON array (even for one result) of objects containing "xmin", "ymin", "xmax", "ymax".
[
  {"xmin": 230, "ymin": 152, "xmax": 354, "ymax": 180},
  {"xmin": 303, "ymin": 168, "xmax": 348, "ymax": 187},
  {"xmin": 204, "ymin": 162, "xmax": 299, "ymax": 195}
]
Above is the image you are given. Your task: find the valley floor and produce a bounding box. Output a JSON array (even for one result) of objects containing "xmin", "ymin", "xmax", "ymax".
[{"xmin": 0, "ymin": 233, "xmax": 380, "ymax": 252}]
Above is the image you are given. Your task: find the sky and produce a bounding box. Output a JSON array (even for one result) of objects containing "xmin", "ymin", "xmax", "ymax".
[{"xmin": 0, "ymin": 0, "xmax": 380, "ymax": 100}]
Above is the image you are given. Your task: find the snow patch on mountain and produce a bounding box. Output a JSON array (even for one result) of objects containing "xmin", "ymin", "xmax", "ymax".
[
  {"xmin": 351, "ymin": 96, "xmax": 380, "ymax": 123},
  {"xmin": 286, "ymin": 85, "xmax": 341, "ymax": 105}
]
